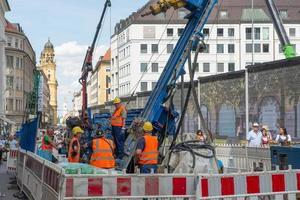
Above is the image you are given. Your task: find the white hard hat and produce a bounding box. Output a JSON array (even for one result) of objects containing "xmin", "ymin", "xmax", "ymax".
[{"xmin": 252, "ymin": 122, "xmax": 259, "ymax": 127}]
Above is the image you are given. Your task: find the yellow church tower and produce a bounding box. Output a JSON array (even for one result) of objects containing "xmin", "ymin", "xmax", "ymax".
[{"xmin": 39, "ymin": 39, "xmax": 58, "ymax": 125}]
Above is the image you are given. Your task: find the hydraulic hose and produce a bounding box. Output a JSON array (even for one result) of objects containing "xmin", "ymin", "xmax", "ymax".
[{"xmin": 167, "ymin": 140, "xmax": 215, "ymax": 171}]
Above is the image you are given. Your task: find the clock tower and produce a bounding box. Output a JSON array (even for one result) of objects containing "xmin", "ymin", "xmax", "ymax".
[{"xmin": 39, "ymin": 39, "xmax": 58, "ymax": 125}]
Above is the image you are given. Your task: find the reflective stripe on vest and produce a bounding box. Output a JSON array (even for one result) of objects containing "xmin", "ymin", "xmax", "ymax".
[
  {"xmin": 68, "ymin": 137, "xmax": 80, "ymax": 163},
  {"xmin": 139, "ymin": 135, "xmax": 158, "ymax": 165},
  {"xmin": 111, "ymin": 105, "xmax": 126, "ymax": 127},
  {"xmin": 90, "ymin": 138, "xmax": 115, "ymax": 169}
]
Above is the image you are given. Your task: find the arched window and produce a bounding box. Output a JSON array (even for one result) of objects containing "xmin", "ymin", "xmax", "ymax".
[
  {"xmin": 218, "ymin": 104, "xmax": 236, "ymax": 137},
  {"xmin": 48, "ymin": 74, "xmax": 50, "ymax": 79}
]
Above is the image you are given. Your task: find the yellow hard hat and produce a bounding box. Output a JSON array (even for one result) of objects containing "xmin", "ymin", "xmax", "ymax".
[
  {"xmin": 143, "ymin": 121, "xmax": 153, "ymax": 132},
  {"xmin": 113, "ymin": 97, "xmax": 121, "ymax": 104},
  {"xmin": 72, "ymin": 126, "xmax": 84, "ymax": 135}
]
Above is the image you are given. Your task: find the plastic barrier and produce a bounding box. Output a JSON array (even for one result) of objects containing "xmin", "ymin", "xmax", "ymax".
[
  {"xmin": 215, "ymin": 144, "xmax": 271, "ymax": 172},
  {"xmin": 7, "ymin": 149, "xmax": 18, "ymax": 172},
  {"xmin": 197, "ymin": 166, "xmax": 300, "ymax": 199}
]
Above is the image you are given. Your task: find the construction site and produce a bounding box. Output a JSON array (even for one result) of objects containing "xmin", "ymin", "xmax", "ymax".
[{"xmin": 0, "ymin": 0, "xmax": 300, "ymax": 199}]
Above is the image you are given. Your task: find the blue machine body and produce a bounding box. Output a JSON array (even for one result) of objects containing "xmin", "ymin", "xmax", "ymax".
[{"xmin": 271, "ymin": 145, "xmax": 300, "ymax": 170}]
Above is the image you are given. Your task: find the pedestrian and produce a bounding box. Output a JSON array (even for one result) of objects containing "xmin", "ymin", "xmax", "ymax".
[
  {"xmin": 111, "ymin": 97, "xmax": 127, "ymax": 159},
  {"xmin": 195, "ymin": 130, "xmax": 207, "ymax": 142},
  {"xmin": 87, "ymin": 131, "xmax": 115, "ymax": 169},
  {"xmin": 275, "ymin": 127, "xmax": 291, "ymax": 146},
  {"xmin": 246, "ymin": 122, "xmax": 262, "ymax": 147},
  {"xmin": 68, "ymin": 126, "xmax": 84, "ymax": 163},
  {"xmin": 8, "ymin": 135, "xmax": 18, "ymax": 150},
  {"xmin": 261, "ymin": 127, "xmax": 271, "ymax": 147},
  {"xmin": 0, "ymin": 135, "xmax": 5, "ymax": 164},
  {"xmin": 41, "ymin": 129, "xmax": 56, "ymax": 152},
  {"xmin": 135, "ymin": 122, "xmax": 159, "ymax": 173}
]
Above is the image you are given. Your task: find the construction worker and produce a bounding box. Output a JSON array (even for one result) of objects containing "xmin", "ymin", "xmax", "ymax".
[
  {"xmin": 88, "ymin": 131, "xmax": 115, "ymax": 169},
  {"xmin": 41, "ymin": 129, "xmax": 56, "ymax": 152},
  {"xmin": 68, "ymin": 126, "xmax": 83, "ymax": 163},
  {"xmin": 135, "ymin": 122, "xmax": 159, "ymax": 173},
  {"xmin": 111, "ymin": 97, "xmax": 127, "ymax": 159}
]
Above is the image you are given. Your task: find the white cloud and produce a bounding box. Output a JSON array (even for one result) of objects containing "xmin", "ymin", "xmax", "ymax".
[{"xmin": 54, "ymin": 41, "xmax": 108, "ymax": 116}]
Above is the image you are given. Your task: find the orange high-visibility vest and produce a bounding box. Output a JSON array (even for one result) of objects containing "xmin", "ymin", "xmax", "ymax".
[
  {"xmin": 111, "ymin": 105, "xmax": 126, "ymax": 127},
  {"xmin": 41, "ymin": 135, "xmax": 52, "ymax": 152},
  {"xmin": 138, "ymin": 135, "xmax": 159, "ymax": 165},
  {"xmin": 90, "ymin": 138, "xmax": 115, "ymax": 169},
  {"xmin": 68, "ymin": 137, "xmax": 80, "ymax": 163}
]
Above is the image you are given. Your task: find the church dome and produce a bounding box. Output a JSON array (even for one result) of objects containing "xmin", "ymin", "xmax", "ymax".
[{"xmin": 44, "ymin": 39, "xmax": 54, "ymax": 49}]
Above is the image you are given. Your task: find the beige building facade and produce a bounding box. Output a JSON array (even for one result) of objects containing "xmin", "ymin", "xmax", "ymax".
[
  {"xmin": 39, "ymin": 40, "xmax": 58, "ymax": 125},
  {"xmin": 5, "ymin": 21, "xmax": 36, "ymax": 127}
]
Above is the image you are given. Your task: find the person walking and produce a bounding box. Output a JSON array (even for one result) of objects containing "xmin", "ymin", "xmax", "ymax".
[
  {"xmin": 246, "ymin": 122, "xmax": 262, "ymax": 147},
  {"xmin": 135, "ymin": 122, "xmax": 159, "ymax": 173},
  {"xmin": 88, "ymin": 132, "xmax": 115, "ymax": 169},
  {"xmin": 275, "ymin": 127, "xmax": 291, "ymax": 146},
  {"xmin": 68, "ymin": 126, "xmax": 83, "ymax": 163},
  {"xmin": 111, "ymin": 97, "xmax": 127, "ymax": 159}
]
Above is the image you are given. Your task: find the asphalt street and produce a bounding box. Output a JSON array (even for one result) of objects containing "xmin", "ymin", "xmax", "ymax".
[{"xmin": 0, "ymin": 161, "xmax": 21, "ymax": 200}]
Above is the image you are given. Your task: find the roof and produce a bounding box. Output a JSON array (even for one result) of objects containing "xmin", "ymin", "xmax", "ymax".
[
  {"xmin": 113, "ymin": 0, "xmax": 300, "ymax": 35},
  {"xmin": 102, "ymin": 48, "xmax": 111, "ymax": 62},
  {"xmin": 5, "ymin": 20, "xmax": 23, "ymax": 33},
  {"xmin": 44, "ymin": 39, "xmax": 54, "ymax": 50},
  {"xmin": 2, "ymin": 0, "xmax": 10, "ymax": 11}
]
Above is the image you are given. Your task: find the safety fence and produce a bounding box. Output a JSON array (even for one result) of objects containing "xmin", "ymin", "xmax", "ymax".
[
  {"xmin": 16, "ymin": 149, "xmax": 300, "ymax": 200},
  {"xmin": 6, "ymin": 149, "xmax": 18, "ymax": 172},
  {"xmin": 215, "ymin": 144, "xmax": 271, "ymax": 173}
]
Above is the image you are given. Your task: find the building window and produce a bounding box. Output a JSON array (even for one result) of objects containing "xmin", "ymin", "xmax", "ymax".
[
  {"xmin": 219, "ymin": 10, "xmax": 228, "ymax": 19},
  {"xmin": 152, "ymin": 82, "xmax": 157, "ymax": 90},
  {"xmin": 151, "ymin": 44, "xmax": 158, "ymax": 53},
  {"xmin": 178, "ymin": 28, "xmax": 184, "ymax": 36},
  {"xmin": 254, "ymin": 43, "xmax": 261, "ymax": 53},
  {"xmin": 141, "ymin": 82, "xmax": 148, "ymax": 92},
  {"xmin": 228, "ymin": 28, "xmax": 234, "ymax": 37},
  {"xmin": 6, "ymin": 99, "xmax": 13, "ymax": 111},
  {"xmin": 279, "ymin": 10, "xmax": 288, "ymax": 19},
  {"xmin": 151, "ymin": 63, "xmax": 159, "ymax": 72},
  {"xmin": 6, "ymin": 55, "xmax": 13, "ymax": 68},
  {"xmin": 255, "ymin": 28, "xmax": 260, "ymax": 40},
  {"xmin": 203, "ymin": 28, "xmax": 209, "ymax": 37},
  {"xmin": 217, "ymin": 28, "xmax": 224, "ymax": 37},
  {"xmin": 203, "ymin": 44, "xmax": 210, "ymax": 53},
  {"xmin": 140, "ymin": 63, "xmax": 147, "ymax": 72},
  {"xmin": 6, "ymin": 76, "xmax": 14, "ymax": 89},
  {"xmin": 246, "ymin": 44, "xmax": 253, "ymax": 53},
  {"xmin": 246, "ymin": 28, "xmax": 252, "ymax": 40},
  {"xmin": 217, "ymin": 63, "xmax": 224, "ymax": 72},
  {"xmin": 228, "ymin": 44, "xmax": 235, "ymax": 53},
  {"xmin": 217, "ymin": 44, "xmax": 224, "ymax": 53},
  {"xmin": 262, "ymin": 27, "xmax": 269, "ymax": 40},
  {"xmin": 140, "ymin": 44, "xmax": 147, "ymax": 53},
  {"xmin": 167, "ymin": 28, "xmax": 173, "ymax": 37},
  {"xmin": 289, "ymin": 28, "xmax": 296, "ymax": 37},
  {"xmin": 48, "ymin": 74, "xmax": 51, "ymax": 79},
  {"xmin": 263, "ymin": 44, "xmax": 269, "ymax": 53},
  {"xmin": 203, "ymin": 63, "xmax": 210, "ymax": 72},
  {"xmin": 167, "ymin": 44, "xmax": 174, "ymax": 53},
  {"xmin": 143, "ymin": 26, "xmax": 156, "ymax": 39},
  {"xmin": 228, "ymin": 63, "xmax": 235, "ymax": 72},
  {"xmin": 15, "ymin": 39, "xmax": 19, "ymax": 48},
  {"xmin": 16, "ymin": 57, "xmax": 20, "ymax": 69},
  {"xmin": 7, "ymin": 37, "xmax": 12, "ymax": 47}
]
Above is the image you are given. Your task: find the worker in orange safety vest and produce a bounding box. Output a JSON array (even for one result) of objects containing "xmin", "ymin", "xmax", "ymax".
[
  {"xmin": 88, "ymin": 131, "xmax": 115, "ymax": 169},
  {"xmin": 68, "ymin": 126, "xmax": 83, "ymax": 163},
  {"xmin": 135, "ymin": 121, "xmax": 159, "ymax": 173},
  {"xmin": 111, "ymin": 97, "xmax": 127, "ymax": 159}
]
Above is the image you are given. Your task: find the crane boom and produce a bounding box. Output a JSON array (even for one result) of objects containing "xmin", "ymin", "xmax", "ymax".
[
  {"xmin": 117, "ymin": 0, "xmax": 218, "ymax": 170},
  {"xmin": 79, "ymin": 0, "xmax": 111, "ymax": 121},
  {"xmin": 264, "ymin": 0, "xmax": 296, "ymax": 59}
]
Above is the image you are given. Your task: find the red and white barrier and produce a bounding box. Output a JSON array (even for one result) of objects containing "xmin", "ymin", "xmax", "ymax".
[
  {"xmin": 198, "ymin": 169, "xmax": 300, "ymax": 199},
  {"xmin": 7, "ymin": 149, "xmax": 18, "ymax": 172},
  {"xmin": 64, "ymin": 175, "xmax": 195, "ymax": 198}
]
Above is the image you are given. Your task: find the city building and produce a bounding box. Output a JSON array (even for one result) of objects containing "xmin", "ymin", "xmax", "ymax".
[
  {"xmin": 110, "ymin": 0, "xmax": 300, "ymax": 99},
  {"xmin": 5, "ymin": 20, "xmax": 36, "ymax": 126},
  {"xmin": 0, "ymin": 0, "xmax": 10, "ymax": 117},
  {"xmin": 96, "ymin": 48, "xmax": 111, "ymax": 105},
  {"xmin": 38, "ymin": 70, "xmax": 51, "ymax": 128},
  {"xmin": 72, "ymin": 90, "xmax": 82, "ymax": 117},
  {"xmin": 39, "ymin": 39, "xmax": 58, "ymax": 125}
]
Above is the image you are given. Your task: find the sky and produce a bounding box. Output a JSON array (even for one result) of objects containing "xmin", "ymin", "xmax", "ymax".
[{"xmin": 6, "ymin": 0, "xmax": 148, "ymax": 117}]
